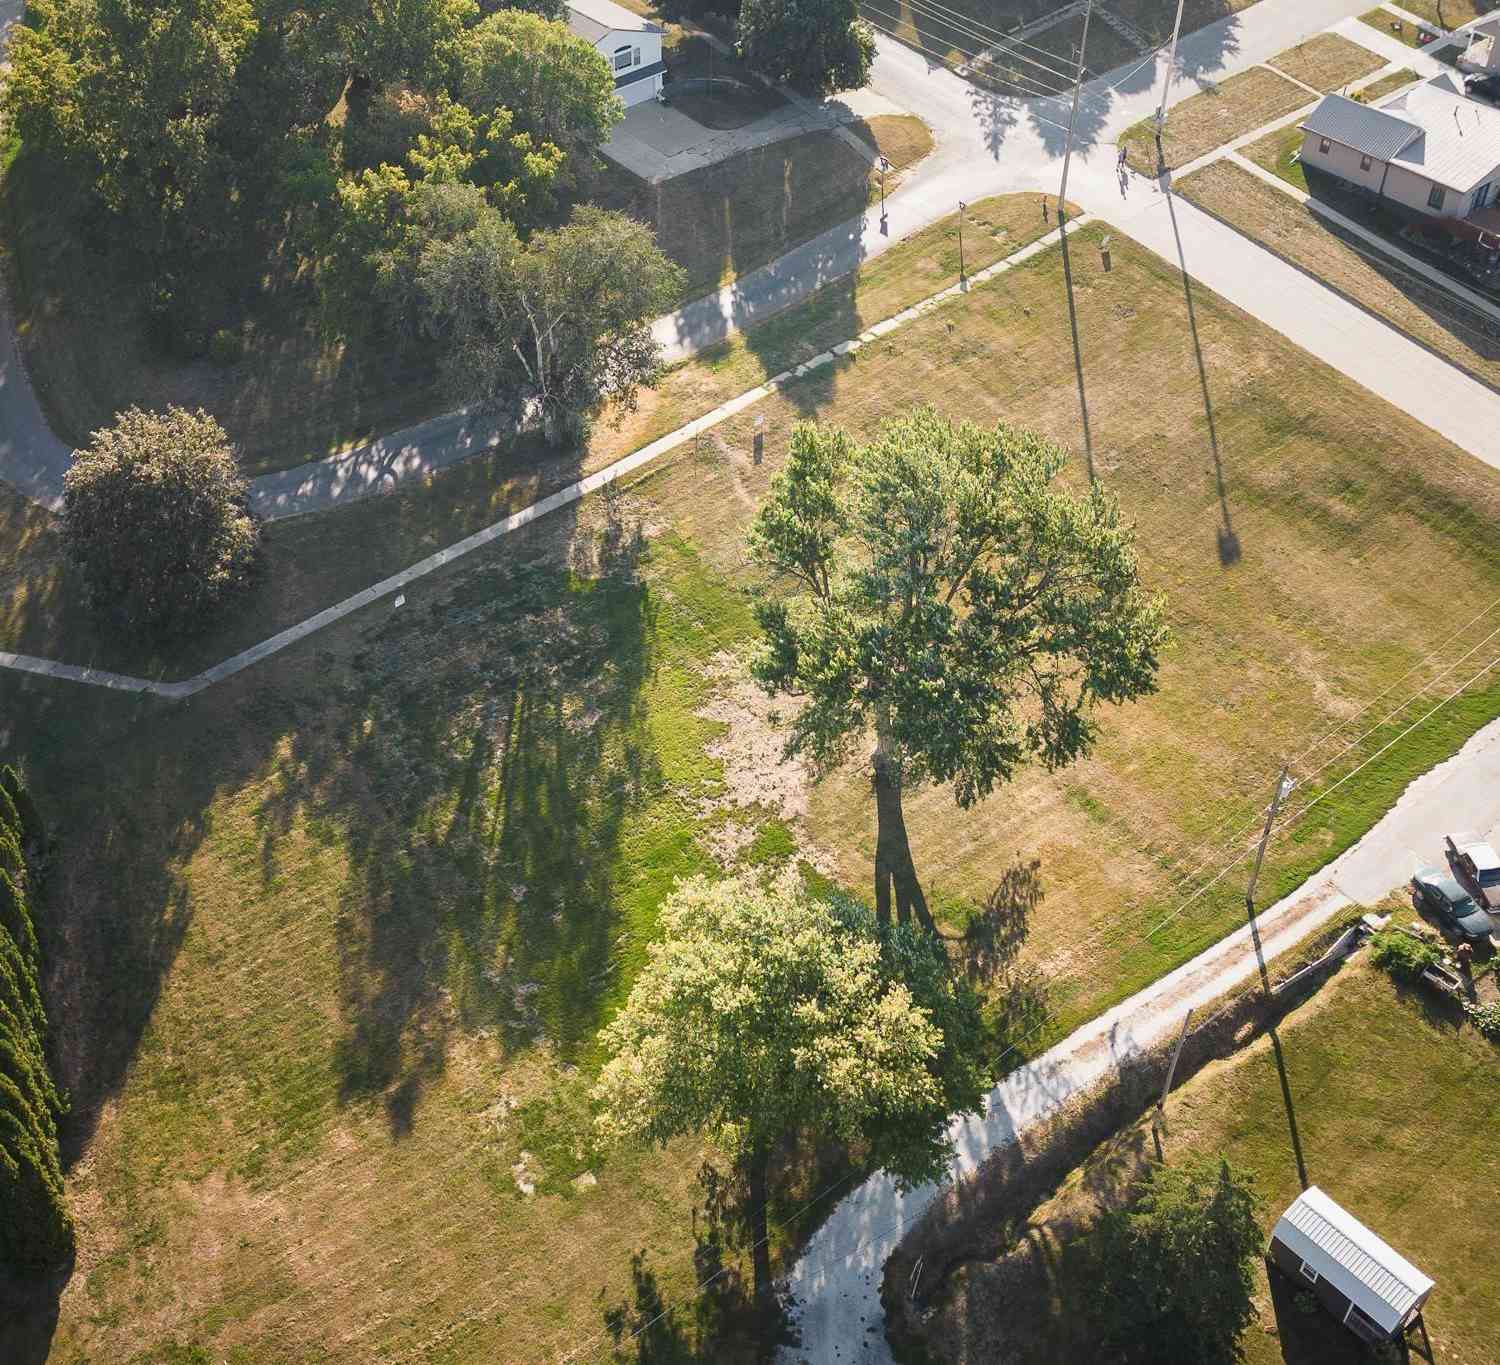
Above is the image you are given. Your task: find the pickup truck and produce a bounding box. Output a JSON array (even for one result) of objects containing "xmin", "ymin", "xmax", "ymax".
[{"xmin": 1445, "ymin": 834, "xmax": 1500, "ymax": 914}]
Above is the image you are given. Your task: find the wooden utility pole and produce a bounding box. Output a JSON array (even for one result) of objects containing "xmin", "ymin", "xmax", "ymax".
[
  {"xmin": 1155, "ymin": 0, "xmax": 1189, "ymax": 137},
  {"xmin": 1246, "ymin": 767, "xmax": 1295, "ymax": 995},
  {"xmin": 1055, "ymin": 0, "xmax": 1095, "ymax": 224},
  {"xmin": 1151, "ymin": 1006, "xmax": 1194, "ymax": 1161}
]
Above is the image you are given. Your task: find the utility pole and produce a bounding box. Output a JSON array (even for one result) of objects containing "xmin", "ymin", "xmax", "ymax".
[
  {"xmin": 1056, "ymin": 0, "xmax": 1094, "ymax": 225},
  {"xmin": 1155, "ymin": 0, "xmax": 1188, "ymax": 154},
  {"xmin": 1246, "ymin": 767, "xmax": 1295, "ymax": 996},
  {"xmin": 1151, "ymin": 1006, "xmax": 1194, "ymax": 1161},
  {"xmin": 879, "ymin": 155, "xmax": 890, "ymax": 233},
  {"xmin": 958, "ymin": 200, "xmax": 967, "ymax": 283}
]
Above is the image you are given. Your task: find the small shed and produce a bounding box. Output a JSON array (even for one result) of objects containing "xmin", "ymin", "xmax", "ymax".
[{"xmin": 1268, "ymin": 1187, "xmax": 1435, "ymax": 1346}]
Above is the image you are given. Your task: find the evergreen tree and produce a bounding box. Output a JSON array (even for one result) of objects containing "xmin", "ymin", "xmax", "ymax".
[{"xmin": 0, "ymin": 767, "xmax": 73, "ymax": 1277}]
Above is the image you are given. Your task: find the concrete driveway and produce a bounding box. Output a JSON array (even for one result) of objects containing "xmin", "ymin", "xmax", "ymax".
[{"xmin": 601, "ymin": 84, "xmax": 906, "ymax": 182}]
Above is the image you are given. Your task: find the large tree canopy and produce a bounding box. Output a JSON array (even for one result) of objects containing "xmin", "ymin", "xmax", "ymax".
[
  {"xmin": 737, "ymin": 0, "xmax": 874, "ymax": 95},
  {"xmin": 750, "ymin": 407, "xmax": 1167, "ymax": 928},
  {"xmin": 413, "ymin": 202, "xmax": 684, "ymax": 444},
  {"xmin": 594, "ymin": 870, "xmax": 987, "ymax": 1299},
  {"xmin": 62, "ymin": 406, "xmax": 260, "ymax": 637}
]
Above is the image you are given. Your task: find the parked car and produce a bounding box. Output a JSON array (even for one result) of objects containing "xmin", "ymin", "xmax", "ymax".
[
  {"xmin": 1445, "ymin": 833, "xmax": 1500, "ymax": 912},
  {"xmin": 1465, "ymin": 73, "xmax": 1500, "ymax": 105},
  {"xmin": 1412, "ymin": 866, "xmax": 1497, "ymax": 943}
]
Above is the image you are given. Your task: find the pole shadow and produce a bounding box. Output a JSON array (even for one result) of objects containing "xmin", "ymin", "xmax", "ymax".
[{"xmin": 1161, "ymin": 184, "xmax": 1240, "ymax": 565}]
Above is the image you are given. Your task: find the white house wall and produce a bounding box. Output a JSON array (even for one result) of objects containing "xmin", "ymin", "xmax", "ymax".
[
  {"xmin": 594, "ymin": 27, "xmax": 664, "ymax": 107},
  {"xmin": 1299, "ymin": 132, "xmax": 1390, "ymax": 195}
]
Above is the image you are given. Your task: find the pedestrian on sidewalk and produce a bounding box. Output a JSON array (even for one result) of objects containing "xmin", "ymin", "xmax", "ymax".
[{"xmin": 1117, "ymin": 144, "xmax": 1127, "ymax": 171}]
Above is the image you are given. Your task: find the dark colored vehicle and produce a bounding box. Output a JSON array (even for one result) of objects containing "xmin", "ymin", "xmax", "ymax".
[
  {"xmin": 1412, "ymin": 866, "xmax": 1497, "ymax": 943},
  {"xmin": 1445, "ymin": 834, "xmax": 1500, "ymax": 912},
  {"xmin": 1466, "ymin": 73, "xmax": 1500, "ymax": 105}
]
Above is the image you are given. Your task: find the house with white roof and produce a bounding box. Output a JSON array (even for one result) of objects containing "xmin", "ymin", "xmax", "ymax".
[
  {"xmin": 1267, "ymin": 1186, "xmax": 1435, "ymax": 1347},
  {"xmin": 565, "ymin": 0, "xmax": 665, "ymax": 107},
  {"xmin": 1297, "ymin": 74, "xmax": 1500, "ymax": 226}
]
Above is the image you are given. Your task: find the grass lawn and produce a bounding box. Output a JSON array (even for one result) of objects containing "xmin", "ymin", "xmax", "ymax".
[
  {"xmin": 1265, "ymin": 32, "xmax": 1388, "ymax": 93},
  {"xmin": 11, "ymin": 211, "xmax": 1500, "ymax": 1361},
  {"xmin": 1121, "ymin": 65, "xmax": 1313, "ymax": 173},
  {"xmin": 1358, "ymin": 6, "xmax": 1428, "ymax": 47},
  {"xmin": 1241, "ymin": 121, "xmax": 1312, "ymax": 190},
  {"xmin": 1108, "ymin": 0, "xmax": 1259, "ymax": 46},
  {"xmin": 1394, "ymin": 0, "xmax": 1489, "ymax": 29},
  {"xmin": 859, "ymin": 0, "xmax": 1142, "ymax": 90},
  {"xmin": 916, "ymin": 955, "xmax": 1500, "ymax": 1363},
  {"xmin": 1178, "ymin": 160, "xmax": 1500, "ymax": 393},
  {"xmin": 1353, "ymin": 65, "xmax": 1421, "ymax": 102}
]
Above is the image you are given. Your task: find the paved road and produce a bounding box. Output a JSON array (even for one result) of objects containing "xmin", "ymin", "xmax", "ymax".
[{"xmin": 781, "ymin": 710, "xmax": 1500, "ymax": 1365}]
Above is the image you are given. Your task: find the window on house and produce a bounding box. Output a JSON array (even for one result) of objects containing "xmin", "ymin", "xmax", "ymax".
[
  {"xmin": 1319, "ymin": 137, "xmax": 1331, "ymax": 154},
  {"xmin": 1476, "ymin": 182, "xmax": 1493, "ymax": 210},
  {"xmin": 1360, "ymin": 153, "xmax": 1372, "ymax": 171},
  {"xmin": 614, "ymin": 45, "xmax": 633, "ymax": 72},
  {"xmin": 1298, "ymin": 1260, "xmax": 1320, "ymax": 1285},
  {"xmin": 1428, "ymin": 183, "xmax": 1447, "ymax": 210}
]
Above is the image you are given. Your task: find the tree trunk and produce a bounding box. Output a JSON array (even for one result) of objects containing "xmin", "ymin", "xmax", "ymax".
[
  {"xmin": 871, "ymin": 731, "xmax": 936, "ymax": 934},
  {"xmin": 746, "ymin": 1140, "xmax": 773, "ymax": 1307}
]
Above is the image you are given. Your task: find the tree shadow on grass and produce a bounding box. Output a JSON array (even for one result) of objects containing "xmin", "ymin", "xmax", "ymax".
[
  {"xmin": 603, "ymin": 1162, "xmax": 769, "ymax": 1363},
  {"xmin": 254, "ymin": 500, "xmax": 661, "ymax": 1131}
]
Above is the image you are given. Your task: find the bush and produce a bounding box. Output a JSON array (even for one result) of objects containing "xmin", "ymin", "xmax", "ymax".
[
  {"xmin": 62, "ymin": 406, "xmax": 260, "ymax": 637},
  {"xmin": 0, "ymin": 770, "xmax": 73, "ymax": 1276},
  {"xmin": 1369, "ymin": 928, "xmax": 1441, "ymax": 983},
  {"xmin": 145, "ymin": 284, "xmax": 211, "ymax": 361},
  {"xmin": 1464, "ymin": 1000, "xmax": 1500, "ymax": 1041},
  {"xmin": 209, "ymin": 327, "xmax": 245, "ymax": 366}
]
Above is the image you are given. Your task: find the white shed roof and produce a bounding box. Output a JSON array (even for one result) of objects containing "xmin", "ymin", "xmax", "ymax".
[
  {"xmin": 1272, "ymin": 1187, "xmax": 1434, "ymax": 1336},
  {"xmin": 565, "ymin": 0, "xmax": 657, "ymax": 41}
]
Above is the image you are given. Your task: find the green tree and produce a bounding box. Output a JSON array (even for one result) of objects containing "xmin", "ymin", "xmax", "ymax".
[
  {"xmin": 750, "ymin": 408, "xmax": 1167, "ymax": 930},
  {"xmin": 7, "ymin": 0, "xmax": 257, "ymax": 244},
  {"xmin": 594, "ymin": 871, "xmax": 987, "ymax": 1302},
  {"xmin": 0, "ymin": 768, "xmax": 73, "ymax": 1278},
  {"xmin": 414, "ymin": 203, "xmax": 683, "ymax": 445},
  {"xmin": 456, "ymin": 9, "xmax": 622, "ymax": 180},
  {"xmin": 737, "ymin": 0, "xmax": 874, "ymax": 94},
  {"xmin": 62, "ymin": 407, "xmax": 260, "ymax": 637},
  {"xmin": 1086, "ymin": 1158, "xmax": 1263, "ymax": 1364}
]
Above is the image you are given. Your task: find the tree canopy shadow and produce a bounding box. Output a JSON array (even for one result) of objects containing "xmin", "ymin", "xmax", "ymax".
[{"xmin": 251, "ymin": 498, "xmax": 660, "ymax": 1129}]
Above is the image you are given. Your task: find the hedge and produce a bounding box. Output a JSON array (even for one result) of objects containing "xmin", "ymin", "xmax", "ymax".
[{"xmin": 0, "ymin": 765, "xmax": 72, "ymax": 1275}]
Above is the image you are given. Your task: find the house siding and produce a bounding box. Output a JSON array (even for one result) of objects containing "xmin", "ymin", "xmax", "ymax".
[
  {"xmin": 1299, "ymin": 132, "xmax": 1389, "ymax": 194},
  {"xmin": 596, "ymin": 27, "xmax": 663, "ymax": 106}
]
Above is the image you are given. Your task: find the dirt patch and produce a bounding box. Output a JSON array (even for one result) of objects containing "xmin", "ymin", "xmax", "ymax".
[{"xmin": 694, "ymin": 651, "xmax": 839, "ymax": 871}]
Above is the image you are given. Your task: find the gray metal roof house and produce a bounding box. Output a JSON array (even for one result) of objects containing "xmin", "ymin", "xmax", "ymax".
[
  {"xmin": 1268, "ymin": 1186, "xmax": 1435, "ymax": 1346},
  {"xmin": 1297, "ymin": 75, "xmax": 1500, "ymax": 224}
]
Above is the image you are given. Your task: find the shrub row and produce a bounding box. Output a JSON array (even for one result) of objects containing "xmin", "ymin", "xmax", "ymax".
[{"xmin": 0, "ymin": 766, "xmax": 73, "ymax": 1276}]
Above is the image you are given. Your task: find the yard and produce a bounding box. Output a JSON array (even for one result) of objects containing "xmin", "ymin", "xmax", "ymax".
[
  {"xmin": 1121, "ymin": 64, "xmax": 1313, "ymax": 173},
  {"xmin": 1178, "ymin": 159, "xmax": 1500, "ymax": 395},
  {"xmin": 911, "ymin": 953, "xmax": 1500, "ymax": 1363},
  {"xmin": 1395, "ymin": 0, "xmax": 1490, "ymax": 30},
  {"xmin": 9, "ymin": 206, "xmax": 1500, "ymax": 1360},
  {"xmin": 1264, "ymin": 32, "xmax": 1388, "ymax": 93}
]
